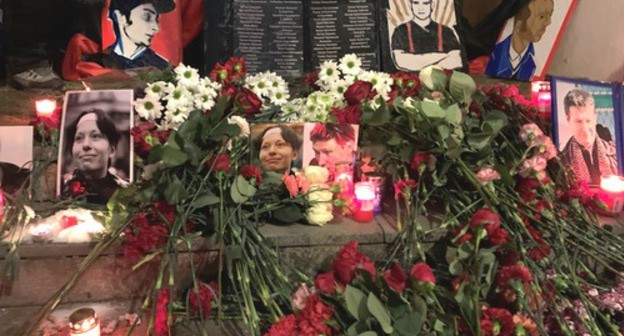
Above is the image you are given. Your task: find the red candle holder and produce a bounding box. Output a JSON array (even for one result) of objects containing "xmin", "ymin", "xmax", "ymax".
[
  {"xmin": 531, "ymin": 81, "xmax": 551, "ymax": 120},
  {"xmin": 353, "ymin": 182, "xmax": 375, "ymax": 223}
]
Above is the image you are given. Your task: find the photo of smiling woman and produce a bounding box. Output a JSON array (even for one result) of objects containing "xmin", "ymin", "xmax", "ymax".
[
  {"xmin": 58, "ymin": 90, "xmax": 133, "ymax": 204},
  {"xmin": 252, "ymin": 124, "xmax": 303, "ymax": 175}
]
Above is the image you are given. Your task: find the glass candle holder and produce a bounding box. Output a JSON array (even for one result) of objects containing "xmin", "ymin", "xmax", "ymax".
[
  {"xmin": 353, "ymin": 181, "xmax": 375, "ymax": 223},
  {"xmin": 334, "ymin": 161, "xmax": 354, "ymax": 195},
  {"xmin": 69, "ymin": 308, "xmax": 100, "ymax": 336},
  {"xmin": 599, "ymin": 175, "xmax": 624, "ymax": 214},
  {"xmin": 363, "ymin": 172, "xmax": 384, "ymax": 214}
]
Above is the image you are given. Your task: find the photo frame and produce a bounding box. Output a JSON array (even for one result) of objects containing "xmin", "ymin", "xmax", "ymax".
[
  {"xmin": 0, "ymin": 126, "xmax": 33, "ymax": 195},
  {"xmin": 57, "ymin": 90, "xmax": 134, "ymax": 204},
  {"xmin": 302, "ymin": 123, "xmax": 360, "ymax": 169},
  {"xmin": 380, "ymin": 0, "xmax": 467, "ymax": 73},
  {"xmin": 485, "ymin": 0, "xmax": 578, "ymax": 81},
  {"xmin": 250, "ymin": 123, "xmax": 305, "ymax": 175},
  {"xmin": 551, "ymin": 76, "xmax": 623, "ymax": 185}
]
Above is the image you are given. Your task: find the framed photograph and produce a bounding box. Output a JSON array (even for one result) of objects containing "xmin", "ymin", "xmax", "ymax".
[
  {"xmin": 485, "ymin": 0, "xmax": 578, "ymax": 81},
  {"xmin": 302, "ymin": 123, "xmax": 360, "ymax": 170},
  {"xmin": 57, "ymin": 90, "xmax": 134, "ymax": 204},
  {"xmin": 551, "ymin": 76, "xmax": 623, "ymax": 185},
  {"xmin": 380, "ymin": 0, "xmax": 466, "ymax": 72},
  {"xmin": 0, "ymin": 126, "xmax": 33, "ymax": 194},
  {"xmin": 250, "ymin": 123, "xmax": 304, "ymax": 175}
]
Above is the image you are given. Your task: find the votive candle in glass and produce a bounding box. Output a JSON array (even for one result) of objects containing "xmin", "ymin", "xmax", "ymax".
[{"xmin": 353, "ymin": 181, "xmax": 375, "ymax": 223}]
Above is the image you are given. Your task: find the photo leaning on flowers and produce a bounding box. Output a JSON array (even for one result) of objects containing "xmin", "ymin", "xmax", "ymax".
[{"xmin": 3, "ymin": 54, "xmax": 624, "ymax": 336}]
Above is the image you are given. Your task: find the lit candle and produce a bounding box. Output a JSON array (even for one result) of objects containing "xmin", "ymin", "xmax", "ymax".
[
  {"xmin": 353, "ymin": 182, "xmax": 375, "ymax": 223},
  {"xmin": 599, "ymin": 175, "xmax": 624, "ymax": 213},
  {"xmin": 69, "ymin": 308, "xmax": 100, "ymax": 336},
  {"xmin": 30, "ymin": 224, "xmax": 54, "ymax": 242},
  {"xmin": 531, "ymin": 81, "xmax": 551, "ymax": 118},
  {"xmin": 35, "ymin": 98, "xmax": 57, "ymax": 118}
]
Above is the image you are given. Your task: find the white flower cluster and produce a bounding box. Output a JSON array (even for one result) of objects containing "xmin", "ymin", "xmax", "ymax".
[
  {"xmin": 133, "ymin": 64, "xmax": 221, "ymax": 130},
  {"xmin": 244, "ymin": 71, "xmax": 290, "ymax": 107},
  {"xmin": 302, "ymin": 166, "xmax": 334, "ymax": 226},
  {"xmin": 289, "ymin": 54, "xmax": 393, "ymax": 122}
]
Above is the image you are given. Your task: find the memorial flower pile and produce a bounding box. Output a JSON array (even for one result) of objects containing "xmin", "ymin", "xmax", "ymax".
[{"xmin": 10, "ymin": 55, "xmax": 624, "ymax": 336}]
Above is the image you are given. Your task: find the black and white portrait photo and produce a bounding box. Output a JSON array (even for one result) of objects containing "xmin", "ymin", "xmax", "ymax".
[
  {"xmin": 384, "ymin": 0, "xmax": 463, "ymax": 72},
  {"xmin": 57, "ymin": 90, "xmax": 134, "ymax": 204},
  {"xmin": 0, "ymin": 126, "xmax": 33, "ymax": 195}
]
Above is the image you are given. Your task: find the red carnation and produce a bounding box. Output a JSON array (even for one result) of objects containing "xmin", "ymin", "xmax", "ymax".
[
  {"xmin": 69, "ymin": 180, "xmax": 86, "ymax": 197},
  {"xmin": 206, "ymin": 153, "xmax": 231, "ymax": 173},
  {"xmin": 470, "ymin": 208, "xmax": 501, "ymax": 233},
  {"xmin": 154, "ymin": 200, "xmax": 176, "ymax": 225},
  {"xmin": 488, "ymin": 226, "xmax": 510, "ymax": 245},
  {"xmin": 481, "ymin": 307, "xmax": 515, "ymax": 336},
  {"xmin": 410, "ymin": 152, "xmax": 430, "ymax": 173},
  {"xmin": 122, "ymin": 212, "xmax": 169, "ymax": 260},
  {"xmin": 296, "ymin": 294, "xmax": 334, "ymax": 336},
  {"xmin": 526, "ymin": 225, "xmax": 551, "ymax": 260},
  {"xmin": 344, "ymin": 80, "xmax": 375, "ymax": 105},
  {"xmin": 315, "ymin": 272, "xmax": 338, "ymax": 295},
  {"xmin": 240, "ymin": 164, "xmax": 263, "ymax": 185},
  {"xmin": 189, "ymin": 281, "xmax": 218, "ymax": 319},
  {"xmin": 394, "ymin": 179, "xmax": 417, "ymax": 200},
  {"xmin": 235, "ymin": 87, "xmax": 263, "ymax": 117},
  {"xmin": 154, "ymin": 288, "xmax": 170, "ymax": 336},
  {"xmin": 264, "ymin": 314, "xmax": 297, "ymax": 336},
  {"xmin": 331, "ymin": 241, "xmax": 376, "ymax": 285},
  {"xmin": 383, "ymin": 263, "xmax": 407, "ymax": 293},
  {"xmin": 496, "ymin": 264, "xmax": 534, "ymax": 289},
  {"xmin": 331, "ymin": 105, "xmax": 362, "ymax": 125},
  {"xmin": 410, "ymin": 262, "xmax": 436, "ymax": 285}
]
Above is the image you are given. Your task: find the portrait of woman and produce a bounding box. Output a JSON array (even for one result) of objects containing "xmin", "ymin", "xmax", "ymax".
[
  {"xmin": 252, "ymin": 124, "xmax": 303, "ymax": 175},
  {"xmin": 58, "ymin": 90, "xmax": 133, "ymax": 204}
]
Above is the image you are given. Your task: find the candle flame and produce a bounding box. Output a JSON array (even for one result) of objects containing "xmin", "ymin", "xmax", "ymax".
[
  {"xmin": 35, "ymin": 99, "xmax": 57, "ymax": 116},
  {"xmin": 601, "ymin": 175, "xmax": 624, "ymax": 193}
]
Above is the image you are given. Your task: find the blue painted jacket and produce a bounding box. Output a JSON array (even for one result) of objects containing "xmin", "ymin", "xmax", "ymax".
[{"xmin": 485, "ymin": 35, "xmax": 536, "ymax": 81}]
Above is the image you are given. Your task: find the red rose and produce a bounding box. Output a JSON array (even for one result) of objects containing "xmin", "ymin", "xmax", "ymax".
[
  {"xmin": 410, "ymin": 262, "xmax": 436, "ymax": 285},
  {"xmin": 331, "ymin": 105, "xmax": 362, "ymax": 125},
  {"xmin": 331, "ymin": 241, "xmax": 376, "ymax": 285},
  {"xmin": 496, "ymin": 264, "xmax": 534, "ymax": 289},
  {"xmin": 69, "ymin": 180, "xmax": 86, "ymax": 197},
  {"xmin": 410, "ymin": 152, "xmax": 430, "ymax": 173},
  {"xmin": 344, "ymin": 80, "xmax": 375, "ymax": 105},
  {"xmin": 235, "ymin": 87, "xmax": 263, "ymax": 116},
  {"xmin": 264, "ymin": 314, "xmax": 297, "ymax": 336},
  {"xmin": 221, "ymin": 83, "xmax": 238, "ymax": 98},
  {"xmin": 206, "ymin": 153, "xmax": 231, "ymax": 173},
  {"xmin": 240, "ymin": 164, "xmax": 263, "ymax": 185},
  {"xmin": 154, "ymin": 289, "xmax": 170, "ymax": 336},
  {"xmin": 383, "ymin": 263, "xmax": 407, "ymax": 293},
  {"xmin": 189, "ymin": 281, "xmax": 218, "ymax": 319},
  {"xmin": 315, "ymin": 272, "xmax": 337, "ymax": 295},
  {"xmin": 469, "ymin": 208, "xmax": 501, "ymax": 233}
]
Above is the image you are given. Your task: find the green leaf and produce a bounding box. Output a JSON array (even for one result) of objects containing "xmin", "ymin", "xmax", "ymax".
[
  {"xmin": 387, "ymin": 134, "xmax": 402, "ymax": 146},
  {"xmin": 150, "ymin": 145, "xmax": 189, "ymax": 167},
  {"xmin": 482, "ymin": 110, "xmax": 509, "ymax": 135},
  {"xmin": 164, "ymin": 179, "xmax": 189, "ymax": 205},
  {"xmin": 346, "ymin": 285, "xmax": 370, "ymax": 321},
  {"xmin": 394, "ymin": 300, "xmax": 425, "ymax": 335},
  {"xmin": 467, "ymin": 133, "xmax": 491, "ymax": 151},
  {"xmin": 421, "ymin": 100, "xmax": 445, "ymax": 119},
  {"xmin": 235, "ymin": 175, "xmax": 257, "ymax": 197},
  {"xmin": 212, "ymin": 121, "xmax": 241, "ymax": 139},
  {"xmin": 437, "ymin": 124, "xmax": 450, "ymax": 141},
  {"xmin": 366, "ymin": 100, "xmax": 391, "ymax": 126},
  {"xmin": 358, "ymin": 332, "xmax": 378, "ymax": 336},
  {"xmin": 272, "ymin": 204, "xmax": 305, "ymax": 223},
  {"xmin": 367, "ymin": 293, "xmax": 393, "ymax": 334},
  {"xmin": 444, "ymin": 104, "xmax": 462, "ymax": 126},
  {"xmin": 209, "ymin": 95, "xmax": 230, "ymax": 122},
  {"xmin": 230, "ymin": 182, "xmax": 249, "ymax": 204},
  {"xmin": 449, "ymin": 260, "xmax": 464, "ymax": 275},
  {"xmin": 449, "ymin": 71, "xmax": 476, "ymax": 105},
  {"xmin": 192, "ymin": 191, "xmax": 220, "ymax": 209},
  {"xmin": 176, "ymin": 110, "xmax": 202, "ymax": 140}
]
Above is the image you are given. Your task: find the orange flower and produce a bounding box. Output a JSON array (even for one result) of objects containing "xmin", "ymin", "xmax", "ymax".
[{"xmin": 283, "ymin": 175, "xmax": 299, "ymax": 198}]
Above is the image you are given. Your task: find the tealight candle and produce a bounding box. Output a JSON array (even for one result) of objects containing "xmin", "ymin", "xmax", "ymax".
[
  {"xmin": 69, "ymin": 308, "xmax": 100, "ymax": 336},
  {"xmin": 35, "ymin": 98, "xmax": 57, "ymax": 117},
  {"xmin": 353, "ymin": 182, "xmax": 375, "ymax": 223},
  {"xmin": 30, "ymin": 224, "xmax": 54, "ymax": 242},
  {"xmin": 531, "ymin": 81, "xmax": 551, "ymax": 119},
  {"xmin": 599, "ymin": 175, "xmax": 624, "ymax": 213}
]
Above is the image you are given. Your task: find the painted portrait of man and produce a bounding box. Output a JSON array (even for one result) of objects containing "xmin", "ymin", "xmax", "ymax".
[{"xmin": 387, "ymin": 0, "xmax": 462, "ymax": 71}]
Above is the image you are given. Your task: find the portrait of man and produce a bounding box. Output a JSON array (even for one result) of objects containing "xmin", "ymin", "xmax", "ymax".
[
  {"xmin": 99, "ymin": 0, "xmax": 176, "ymax": 70},
  {"xmin": 388, "ymin": 0, "xmax": 462, "ymax": 71},
  {"xmin": 58, "ymin": 90, "xmax": 134, "ymax": 204},
  {"xmin": 558, "ymin": 89, "xmax": 618, "ymax": 185},
  {"xmin": 303, "ymin": 123, "xmax": 359, "ymax": 172}
]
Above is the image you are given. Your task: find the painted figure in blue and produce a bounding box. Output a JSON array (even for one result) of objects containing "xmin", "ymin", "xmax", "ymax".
[{"xmin": 485, "ymin": 0, "xmax": 554, "ymax": 81}]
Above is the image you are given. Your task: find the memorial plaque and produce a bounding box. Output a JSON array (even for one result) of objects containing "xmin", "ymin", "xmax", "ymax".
[
  {"xmin": 306, "ymin": 0, "xmax": 379, "ymax": 71},
  {"xmin": 232, "ymin": 0, "xmax": 304, "ymax": 78}
]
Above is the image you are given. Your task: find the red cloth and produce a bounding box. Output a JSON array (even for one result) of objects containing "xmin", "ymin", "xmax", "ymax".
[
  {"xmin": 63, "ymin": 0, "xmax": 204, "ymax": 80},
  {"xmin": 469, "ymin": 56, "xmax": 490, "ymax": 75}
]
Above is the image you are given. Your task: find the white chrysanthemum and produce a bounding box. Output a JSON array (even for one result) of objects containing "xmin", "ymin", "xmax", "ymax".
[
  {"xmin": 228, "ymin": 115, "xmax": 250, "ymax": 138},
  {"xmin": 327, "ymin": 79, "xmax": 350, "ymax": 100},
  {"xmin": 145, "ymin": 81, "xmax": 173, "ymax": 99},
  {"xmin": 174, "ymin": 63, "xmax": 200, "ymax": 88},
  {"xmin": 318, "ymin": 60, "xmax": 340, "ymax": 85},
  {"xmin": 165, "ymin": 86, "xmax": 193, "ymax": 112},
  {"xmin": 163, "ymin": 108, "xmax": 189, "ymax": 129},
  {"xmin": 269, "ymin": 90, "xmax": 290, "ymax": 106},
  {"xmin": 338, "ymin": 54, "xmax": 362, "ymax": 76},
  {"xmin": 281, "ymin": 98, "xmax": 305, "ymax": 121},
  {"xmin": 134, "ymin": 95, "xmax": 164, "ymax": 121},
  {"xmin": 245, "ymin": 72, "xmax": 272, "ymax": 98},
  {"xmin": 194, "ymin": 83, "xmax": 219, "ymax": 111}
]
